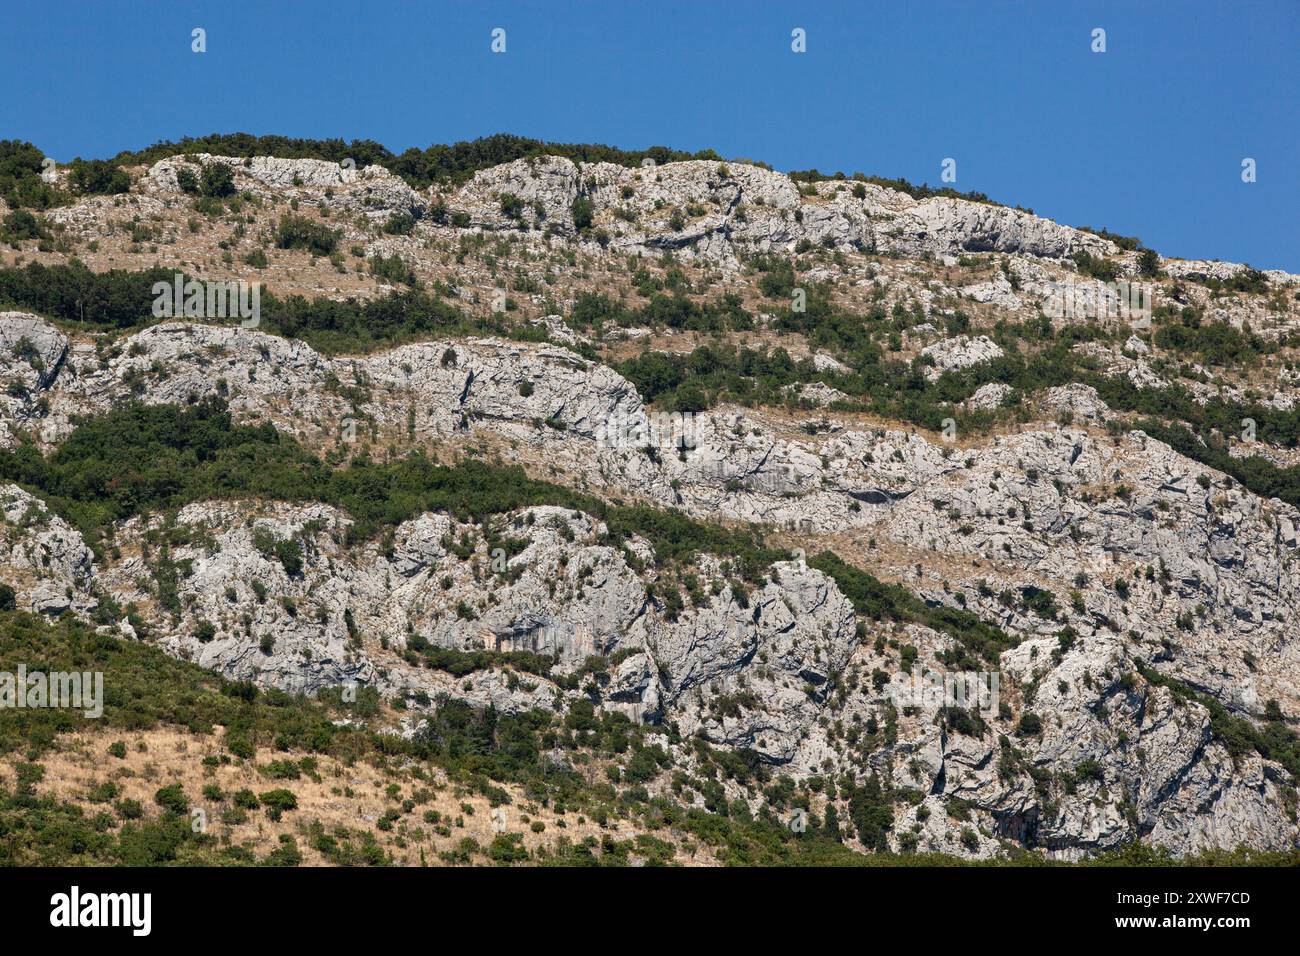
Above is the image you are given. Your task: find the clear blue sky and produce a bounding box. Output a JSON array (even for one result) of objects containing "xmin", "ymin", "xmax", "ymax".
[{"xmin": 2, "ymin": 0, "xmax": 1296, "ymax": 269}]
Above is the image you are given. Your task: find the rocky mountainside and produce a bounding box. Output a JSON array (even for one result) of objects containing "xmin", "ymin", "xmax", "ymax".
[{"xmin": 1, "ymin": 139, "xmax": 1298, "ymax": 865}]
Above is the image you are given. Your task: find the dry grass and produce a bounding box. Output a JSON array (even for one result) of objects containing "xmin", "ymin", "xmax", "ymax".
[{"xmin": 5, "ymin": 725, "xmax": 709, "ymax": 866}]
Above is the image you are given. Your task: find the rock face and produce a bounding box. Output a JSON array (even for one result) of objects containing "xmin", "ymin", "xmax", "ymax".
[
  {"xmin": 114, "ymin": 500, "xmax": 376, "ymax": 693},
  {"xmin": 0, "ymin": 484, "xmax": 95, "ymax": 615},
  {"xmin": 790, "ymin": 381, "xmax": 851, "ymax": 407},
  {"xmin": 7, "ymin": 303, "xmax": 1297, "ymax": 857},
  {"xmin": 143, "ymin": 154, "xmax": 426, "ymax": 221},
  {"xmin": 650, "ymin": 560, "xmax": 858, "ymax": 768},
  {"xmin": 8, "ymin": 312, "xmax": 1300, "ymax": 705},
  {"xmin": 0, "ymin": 314, "xmax": 68, "ymax": 448},
  {"xmin": 967, "ymin": 382, "xmax": 1011, "ymax": 410},
  {"xmin": 371, "ymin": 506, "xmax": 649, "ymax": 670},
  {"xmin": 962, "ymin": 273, "xmax": 1022, "ymax": 309},
  {"xmin": 81, "ymin": 496, "xmax": 859, "ymax": 770},
  {"xmin": 10, "ymin": 315, "xmax": 642, "ymax": 454},
  {"xmin": 127, "ymin": 150, "xmax": 1130, "ymax": 269},
  {"xmin": 878, "ymin": 193, "xmax": 1109, "ymax": 260},
  {"xmin": 3, "ymin": 147, "xmax": 1300, "ymax": 862},
  {"xmin": 444, "ymin": 157, "xmax": 1116, "ymax": 265},
  {"xmin": 920, "ymin": 334, "xmax": 1005, "ymax": 380},
  {"xmin": 56, "ymin": 442, "xmax": 1296, "ymax": 857},
  {"xmin": 1043, "ymin": 383, "xmax": 1107, "ymax": 416}
]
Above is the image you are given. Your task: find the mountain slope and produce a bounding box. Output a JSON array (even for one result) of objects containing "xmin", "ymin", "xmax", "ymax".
[{"xmin": 1, "ymin": 138, "xmax": 1298, "ymax": 864}]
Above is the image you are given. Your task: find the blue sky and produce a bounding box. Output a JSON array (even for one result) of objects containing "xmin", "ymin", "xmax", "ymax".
[{"xmin": 2, "ymin": 0, "xmax": 1296, "ymax": 269}]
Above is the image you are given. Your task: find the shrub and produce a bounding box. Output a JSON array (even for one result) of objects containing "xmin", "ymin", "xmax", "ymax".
[
  {"xmin": 68, "ymin": 159, "xmax": 131, "ymax": 195},
  {"xmin": 199, "ymin": 163, "xmax": 236, "ymax": 198},
  {"xmin": 153, "ymin": 784, "xmax": 188, "ymax": 815},
  {"xmin": 114, "ymin": 798, "xmax": 144, "ymax": 820},
  {"xmin": 369, "ymin": 253, "xmax": 418, "ymax": 286},
  {"xmin": 0, "ymin": 140, "xmax": 63, "ymax": 209},
  {"xmin": 1075, "ymin": 758, "xmax": 1104, "ymax": 783},
  {"xmin": 1, "ymin": 210, "xmax": 47, "ymax": 243},
  {"xmin": 1016, "ymin": 712, "xmax": 1043, "ymax": 736},
  {"xmin": 487, "ymin": 832, "xmax": 528, "ymax": 863},
  {"xmin": 383, "ymin": 211, "xmax": 416, "ymax": 235},
  {"xmin": 810, "ymin": 551, "xmax": 1017, "ymax": 666},
  {"xmin": 259, "ymin": 789, "xmax": 298, "ymax": 810},
  {"xmin": 264, "ymin": 834, "xmax": 303, "ymax": 865},
  {"xmin": 570, "ymin": 196, "xmax": 593, "ymax": 231},
  {"xmin": 274, "ymin": 538, "xmax": 304, "ymax": 576},
  {"xmin": 1137, "ymin": 248, "xmax": 1161, "ymax": 277},
  {"xmin": 275, "ymin": 214, "xmax": 338, "ymax": 255},
  {"xmin": 1072, "ymin": 251, "xmax": 1119, "ymax": 282},
  {"xmin": 498, "ymin": 194, "xmax": 524, "ymax": 220}
]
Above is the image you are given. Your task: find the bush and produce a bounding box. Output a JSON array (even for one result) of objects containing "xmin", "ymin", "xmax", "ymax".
[
  {"xmin": 498, "ymin": 194, "xmax": 524, "ymax": 220},
  {"xmin": 153, "ymin": 784, "xmax": 188, "ymax": 815},
  {"xmin": 199, "ymin": 163, "xmax": 236, "ymax": 198},
  {"xmin": 383, "ymin": 211, "xmax": 416, "ymax": 235},
  {"xmin": 0, "ymin": 261, "xmax": 525, "ymax": 353},
  {"xmin": 0, "ymin": 260, "xmax": 177, "ymax": 328},
  {"xmin": 487, "ymin": 832, "xmax": 529, "ymax": 863},
  {"xmin": 369, "ymin": 253, "xmax": 418, "ymax": 286},
  {"xmin": 0, "ymin": 140, "xmax": 62, "ymax": 209},
  {"xmin": 274, "ymin": 214, "xmax": 338, "ymax": 255},
  {"xmin": 258, "ymin": 789, "xmax": 299, "ymax": 813},
  {"xmin": 114, "ymin": 798, "xmax": 144, "ymax": 820},
  {"xmin": 571, "ymin": 196, "xmax": 593, "ymax": 231},
  {"xmin": 68, "ymin": 159, "xmax": 131, "ymax": 196},
  {"xmin": 274, "ymin": 538, "xmax": 304, "ymax": 576},
  {"xmin": 757, "ymin": 260, "xmax": 797, "ymax": 299},
  {"xmin": 1072, "ymin": 251, "xmax": 1119, "ymax": 282},
  {"xmin": 263, "ymin": 834, "xmax": 303, "ymax": 865},
  {"xmin": 1137, "ymin": 248, "xmax": 1161, "ymax": 277},
  {"xmin": 1154, "ymin": 319, "xmax": 1265, "ymax": 368},
  {"xmin": 1016, "ymin": 713, "xmax": 1043, "ymax": 736},
  {"xmin": 1, "ymin": 210, "xmax": 47, "ymax": 243}
]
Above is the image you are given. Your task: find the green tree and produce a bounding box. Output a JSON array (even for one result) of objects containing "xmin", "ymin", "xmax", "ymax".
[
  {"xmin": 571, "ymin": 196, "xmax": 594, "ymax": 231},
  {"xmin": 68, "ymin": 159, "xmax": 131, "ymax": 195},
  {"xmin": 1137, "ymin": 248, "xmax": 1161, "ymax": 277},
  {"xmin": 199, "ymin": 163, "xmax": 236, "ymax": 198},
  {"xmin": 847, "ymin": 775, "xmax": 892, "ymax": 852}
]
